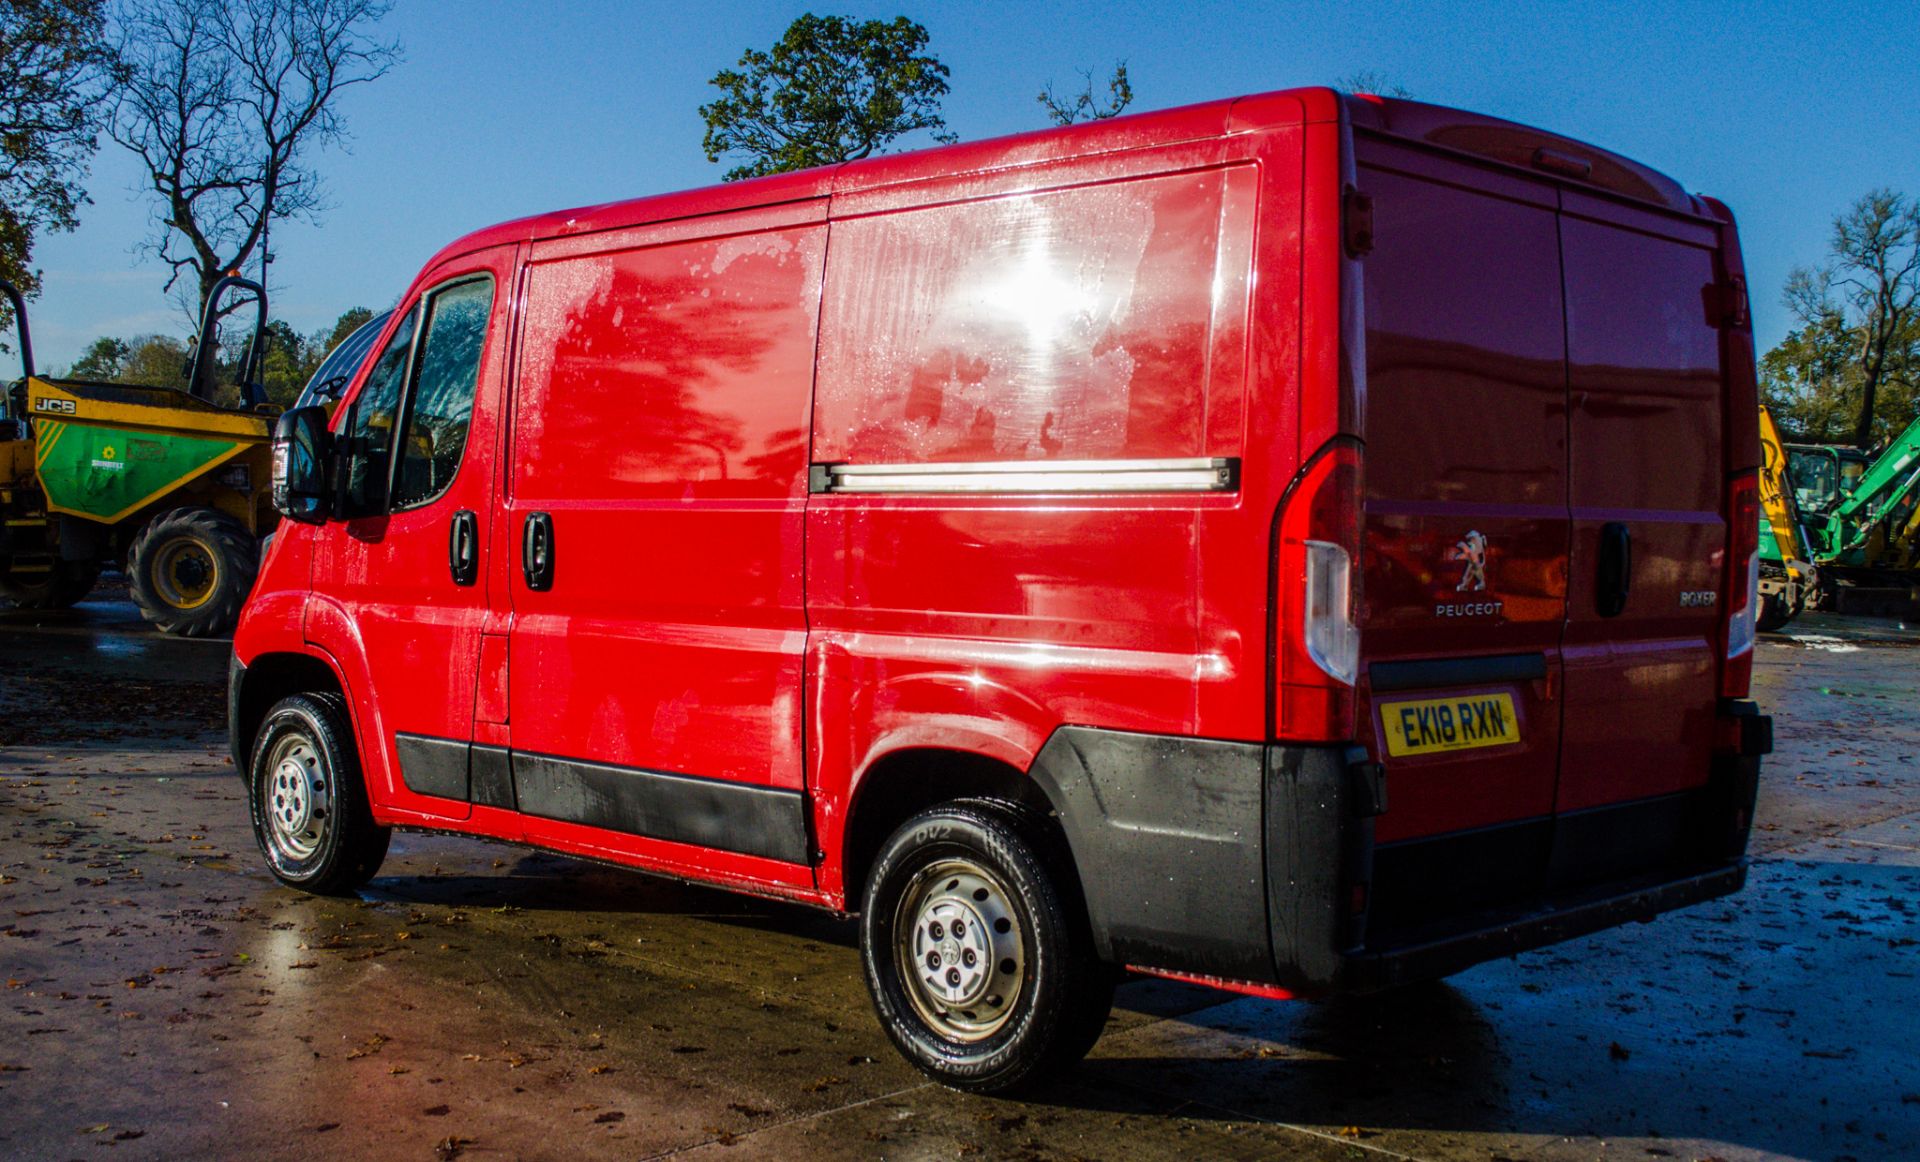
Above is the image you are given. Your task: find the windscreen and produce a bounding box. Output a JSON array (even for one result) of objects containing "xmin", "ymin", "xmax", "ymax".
[{"xmin": 294, "ymin": 310, "xmax": 394, "ymax": 410}]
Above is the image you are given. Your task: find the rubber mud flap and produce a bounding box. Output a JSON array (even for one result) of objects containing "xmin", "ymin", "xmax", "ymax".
[
  {"xmin": 1263, "ymin": 744, "xmax": 1355, "ymax": 992},
  {"xmin": 1026, "ymin": 727, "xmax": 1273, "ymax": 982}
]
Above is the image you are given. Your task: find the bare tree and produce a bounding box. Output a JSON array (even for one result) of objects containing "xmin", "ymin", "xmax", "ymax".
[
  {"xmin": 1037, "ymin": 61, "xmax": 1132, "ymax": 126},
  {"xmin": 1336, "ymin": 70, "xmax": 1411, "ymax": 99},
  {"xmin": 1782, "ymin": 190, "xmax": 1920, "ymax": 448},
  {"xmin": 108, "ymin": 0, "xmax": 399, "ymax": 310}
]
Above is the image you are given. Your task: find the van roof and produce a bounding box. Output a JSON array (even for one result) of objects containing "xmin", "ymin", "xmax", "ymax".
[{"xmin": 418, "ymin": 87, "xmax": 1700, "ymax": 271}]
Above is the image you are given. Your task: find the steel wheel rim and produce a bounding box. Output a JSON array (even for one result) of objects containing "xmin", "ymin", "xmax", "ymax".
[
  {"xmin": 261, "ymin": 732, "xmax": 331, "ymax": 864},
  {"xmin": 893, "ymin": 857, "xmax": 1026, "ymax": 1042},
  {"xmin": 152, "ymin": 536, "xmax": 218, "ymax": 610}
]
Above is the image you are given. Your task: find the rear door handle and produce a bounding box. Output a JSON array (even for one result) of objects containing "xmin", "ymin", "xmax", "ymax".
[
  {"xmin": 521, "ymin": 512, "xmax": 555, "ymax": 591},
  {"xmin": 449, "ymin": 509, "xmax": 479, "ymax": 586},
  {"xmin": 1596, "ymin": 521, "xmax": 1631, "ymax": 617}
]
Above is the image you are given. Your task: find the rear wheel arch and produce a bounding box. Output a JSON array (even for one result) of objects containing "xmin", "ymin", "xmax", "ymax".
[{"xmin": 840, "ymin": 747, "xmax": 1066, "ymax": 915}]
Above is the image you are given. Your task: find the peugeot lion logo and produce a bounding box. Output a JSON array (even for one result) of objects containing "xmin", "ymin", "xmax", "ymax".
[{"xmin": 1450, "ymin": 529, "xmax": 1489, "ymax": 592}]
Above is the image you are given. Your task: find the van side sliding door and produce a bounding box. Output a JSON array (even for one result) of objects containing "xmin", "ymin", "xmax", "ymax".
[{"xmin": 501, "ymin": 203, "xmax": 826, "ymax": 889}]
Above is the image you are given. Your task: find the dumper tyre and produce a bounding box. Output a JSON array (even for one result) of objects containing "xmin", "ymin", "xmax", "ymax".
[
  {"xmin": 128, "ymin": 507, "xmax": 258, "ymax": 637},
  {"xmin": 247, "ymin": 692, "xmax": 390, "ymax": 895},
  {"xmin": 0, "ymin": 560, "xmax": 100, "ymax": 609},
  {"xmin": 860, "ymin": 798, "xmax": 1116, "ymax": 1094},
  {"xmin": 1755, "ymin": 590, "xmax": 1795, "ymax": 633}
]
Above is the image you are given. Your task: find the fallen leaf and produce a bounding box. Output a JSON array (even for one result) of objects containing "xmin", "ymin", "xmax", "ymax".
[
  {"xmin": 433, "ymin": 1135, "xmax": 471, "ymax": 1161},
  {"xmin": 593, "ymin": 1111, "xmax": 625, "ymax": 1124},
  {"xmin": 423, "ymin": 1105, "xmax": 450, "ymax": 1117},
  {"xmin": 345, "ymin": 1033, "xmax": 390, "ymax": 1059}
]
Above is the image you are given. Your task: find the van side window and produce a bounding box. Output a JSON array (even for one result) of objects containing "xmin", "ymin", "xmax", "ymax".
[
  {"xmin": 392, "ymin": 278, "xmax": 493, "ymax": 509},
  {"xmin": 813, "ymin": 169, "xmax": 1252, "ymax": 465},
  {"xmin": 344, "ymin": 307, "xmax": 418, "ymax": 513}
]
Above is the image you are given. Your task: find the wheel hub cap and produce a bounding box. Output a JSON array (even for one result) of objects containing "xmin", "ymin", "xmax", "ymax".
[
  {"xmin": 262, "ymin": 735, "xmax": 330, "ymax": 862},
  {"xmin": 894, "ymin": 859, "xmax": 1025, "ymax": 1042}
]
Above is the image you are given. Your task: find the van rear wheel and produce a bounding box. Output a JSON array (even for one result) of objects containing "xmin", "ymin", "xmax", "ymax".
[
  {"xmin": 859, "ymin": 799, "xmax": 1115, "ymax": 1094},
  {"xmin": 246, "ymin": 692, "xmax": 389, "ymax": 895},
  {"xmin": 129, "ymin": 507, "xmax": 257, "ymax": 637}
]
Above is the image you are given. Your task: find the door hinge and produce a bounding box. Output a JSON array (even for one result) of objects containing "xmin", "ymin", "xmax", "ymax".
[
  {"xmin": 1709, "ymin": 275, "xmax": 1750, "ymax": 329},
  {"xmin": 1343, "ymin": 187, "xmax": 1374, "ymax": 258}
]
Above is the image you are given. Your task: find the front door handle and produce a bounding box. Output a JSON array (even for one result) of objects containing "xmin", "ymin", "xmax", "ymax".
[
  {"xmin": 521, "ymin": 512, "xmax": 555, "ymax": 591},
  {"xmin": 449, "ymin": 509, "xmax": 479, "ymax": 586},
  {"xmin": 1596, "ymin": 521, "xmax": 1631, "ymax": 617}
]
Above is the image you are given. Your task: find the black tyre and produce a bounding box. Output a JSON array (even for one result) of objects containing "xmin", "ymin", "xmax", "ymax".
[
  {"xmin": 0, "ymin": 560, "xmax": 100, "ymax": 609},
  {"xmin": 128, "ymin": 507, "xmax": 258, "ymax": 636},
  {"xmin": 246, "ymin": 692, "xmax": 390, "ymax": 895},
  {"xmin": 860, "ymin": 799, "xmax": 1115, "ymax": 1094},
  {"xmin": 1755, "ymin": 590, "xmax": 1793, "ymax": 633}
]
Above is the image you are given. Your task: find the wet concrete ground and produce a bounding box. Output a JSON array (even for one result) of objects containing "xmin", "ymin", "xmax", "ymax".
[{"xmin": 1, "ymin": 598, "xmax": 1916, "ymax": 1161}]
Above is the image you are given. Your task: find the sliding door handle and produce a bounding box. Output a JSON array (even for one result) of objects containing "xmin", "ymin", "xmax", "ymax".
[{"xmin": 521, "ymin": 511, "xmax": 555, "ymax": 591}]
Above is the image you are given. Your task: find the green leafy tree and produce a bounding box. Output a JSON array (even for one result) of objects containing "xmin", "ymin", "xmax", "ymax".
[
  {"xmin": 321, "ymin": 305, "xmax": 372, "ymax": 349},
  {"xmin": 0, "ymin": 0, "xmax": 116, "ymax": 307},
  {"xmin": 116, "ymin": 333, "xmax": 190, "ymax": 391},
  {"xmin": 254, "ymin": 317, "xmax": 309, "ymax": 404},
  {"xmin": 1764, "ymin": 189, "xmax": 1920, "ymax": 448},
  {"xmin": 65, "ymin": 334, "xmax": 127, "ymax": 379},
  {"xmin": 700, "ymin": 14, "xmax": 954, "ymax": 182},
  {"xmin": 1037, "ymin": 61, "xmax": 1133, "ymax": 126}
]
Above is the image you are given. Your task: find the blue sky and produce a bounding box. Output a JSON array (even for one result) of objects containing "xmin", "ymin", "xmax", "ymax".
[{"xmin": 24, "ymin": 0, "xmax": 1920, "ymax": 370}]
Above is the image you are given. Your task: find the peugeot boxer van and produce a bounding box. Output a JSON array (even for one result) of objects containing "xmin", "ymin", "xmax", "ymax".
[{"xmin": 235, "ymin": 88, "xmax": 1771, "ymax": 1093}]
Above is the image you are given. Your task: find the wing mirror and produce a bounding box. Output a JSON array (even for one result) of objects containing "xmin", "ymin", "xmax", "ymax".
[{"xmin": 271, "ymin": 405, "xmax": 332, "ymax": 524}]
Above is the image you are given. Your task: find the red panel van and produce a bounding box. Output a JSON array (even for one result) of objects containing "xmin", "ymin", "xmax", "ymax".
[{"xmin": 234, "ymin": 89, "xmax": 1771, "ymax": 1093}]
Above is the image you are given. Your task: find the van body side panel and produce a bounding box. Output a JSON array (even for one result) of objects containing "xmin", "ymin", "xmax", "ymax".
[
  {"xmin": 1196, "ymin": 141, "xmax": 1299, "ymax": 739},
  {"xmin": 304, "ymin": 247, "xmax": 517, "ymax": 824},
  {"xmin": 1352, "ymin": 141, "xmax": 1569, "ymax": 847},
  {"xmin": 503, "ymin": 207, "xmax": 825, "ymax": 865},
  {"xmin": 807, "ymin": 156, "xmax": 1276, "ymax": 907},
  {"xmin": 1556, "ymin": 194, "xmax": 1725, "ymax": 812}
]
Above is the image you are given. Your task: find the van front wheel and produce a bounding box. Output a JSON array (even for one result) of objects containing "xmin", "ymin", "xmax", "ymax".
[
  {"xmin": 859, "ymin": 799, "xmax": 1114, "ymax": 1094},
  {"xmin": 246, "ymin": 693, "xmax": 389, "ymax": 895}
]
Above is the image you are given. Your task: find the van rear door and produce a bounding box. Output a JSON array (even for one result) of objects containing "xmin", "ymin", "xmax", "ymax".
[
  {"xmin": 1554, "ymin": 195, "xmax": 1728, "ymax": 850},
  {"xmin": 1354, "ymin": 141, "xmax": 1569, "ymax": 889}
]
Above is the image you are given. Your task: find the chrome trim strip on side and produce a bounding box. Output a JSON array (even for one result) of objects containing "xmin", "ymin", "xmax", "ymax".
[{"xmin": 811, "ymin": 457, "xmax": 1239, "ymax": 494}]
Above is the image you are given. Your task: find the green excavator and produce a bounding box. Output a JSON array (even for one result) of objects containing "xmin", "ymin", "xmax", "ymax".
[{"xmin": 1776, "ymin": 411, "xmax": 1920, "ymax": 616}]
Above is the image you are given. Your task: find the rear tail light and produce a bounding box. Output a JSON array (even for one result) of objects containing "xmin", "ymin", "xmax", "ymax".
[
  {"xmin": 1722, "ymin": 470, "xmax": 1760, "ymax": 698},
  {"xmin": 1304, "ymin": 540, "xmax": 1359, "ymax": 683},
  {"xmin": 1275, "ymin": 440, "xmax": 1363, "ymax": 739}
]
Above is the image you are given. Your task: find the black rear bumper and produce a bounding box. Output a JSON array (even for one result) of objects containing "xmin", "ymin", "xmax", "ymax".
[
  {"xmin": 1343, "ymin": 860, "xmax": 1746, "ymax": 992},
  {"xmin": 1027, "ymin": 704, "xmax": 1767, "ymax": 994}
]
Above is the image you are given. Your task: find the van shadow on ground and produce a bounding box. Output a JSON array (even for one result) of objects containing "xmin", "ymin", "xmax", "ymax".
[{"xmin": 362, "ymin": 834, "xmax": 1919, "ymax": 1161}]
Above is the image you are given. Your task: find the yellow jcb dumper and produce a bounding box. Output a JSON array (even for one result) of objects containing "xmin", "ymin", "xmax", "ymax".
[{"xmin": 0, "ymin": 278, "xmax": 279, "ymax": 635}]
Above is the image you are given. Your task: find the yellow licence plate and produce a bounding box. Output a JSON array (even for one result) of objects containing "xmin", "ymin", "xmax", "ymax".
[{"xmin": 1379, "ymin": 692, "xmax": 1521, "ymax": 758}]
